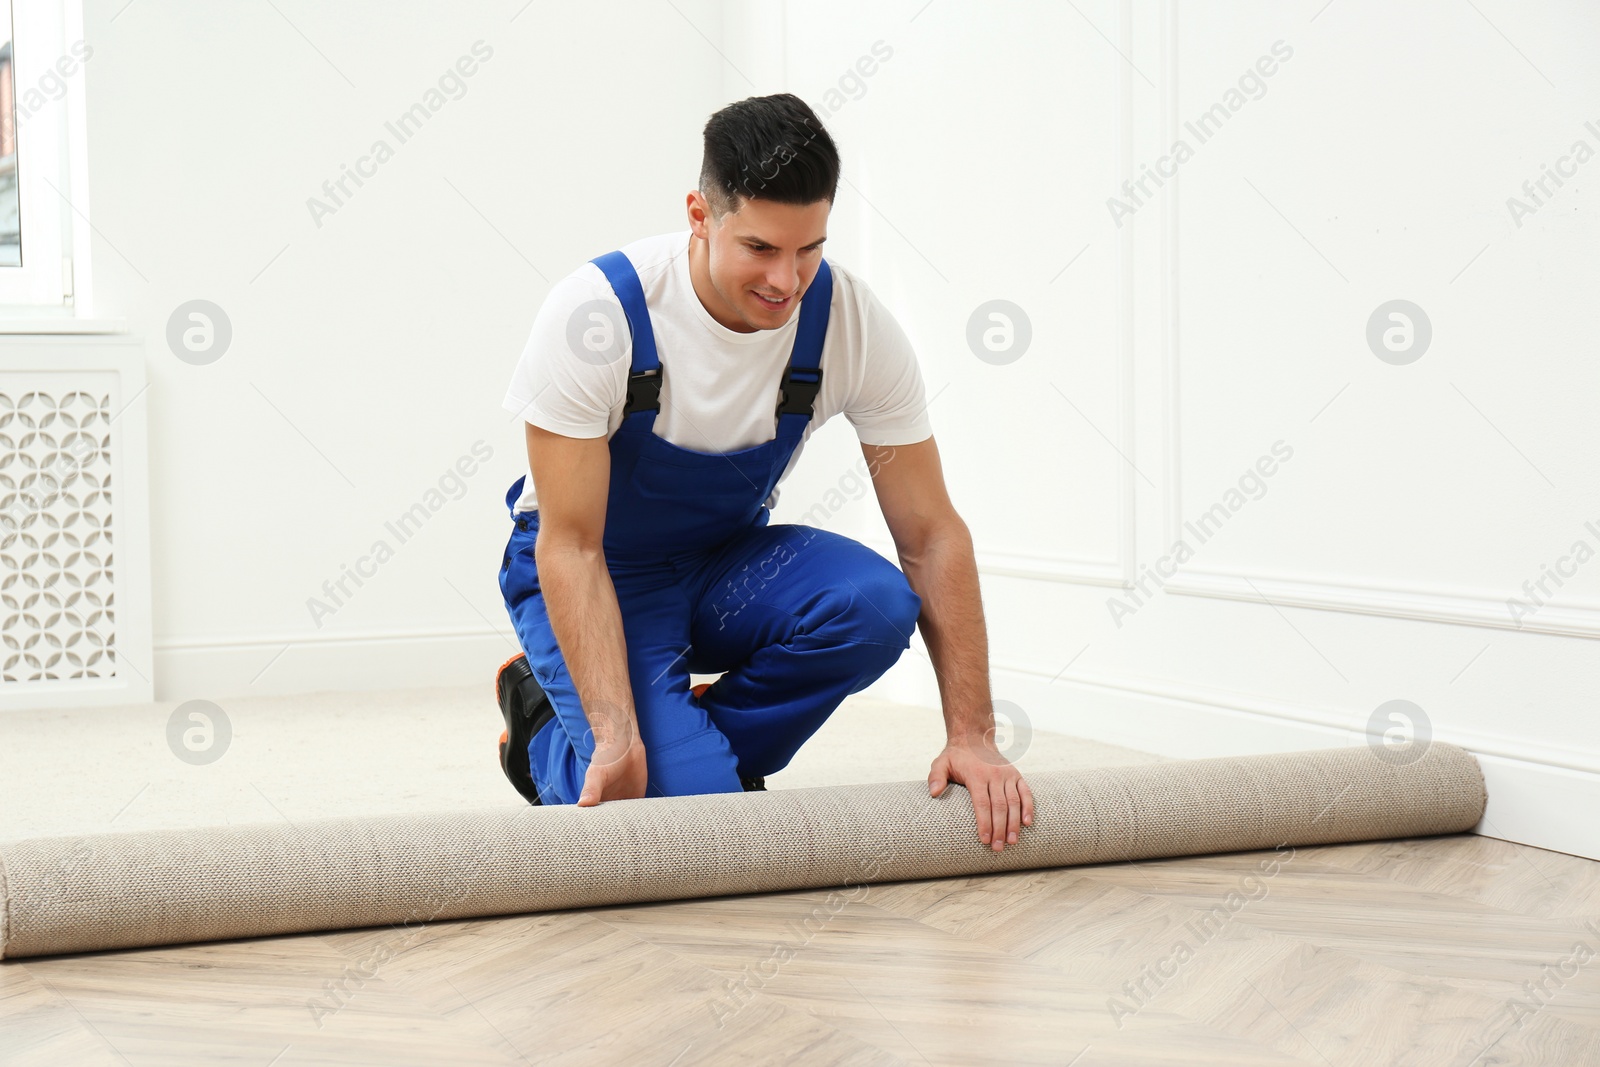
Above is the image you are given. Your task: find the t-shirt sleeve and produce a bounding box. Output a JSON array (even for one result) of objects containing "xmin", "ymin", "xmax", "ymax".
[
  {"xmin": 845, "ymin": 285, "xmax": 935, "ymax": 447},
  {"xmin": 501, "ymin": 271, "xmax": 626, "ymax": 439}
]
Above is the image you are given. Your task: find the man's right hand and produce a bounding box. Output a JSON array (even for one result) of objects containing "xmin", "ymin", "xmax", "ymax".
[
  {"xmin": 576, "ymin": 738, "xmax": 650, "ymax": 804},
  {"xmin": 525, "ymin": 421, "xmax": 648, "ymax": 806}
]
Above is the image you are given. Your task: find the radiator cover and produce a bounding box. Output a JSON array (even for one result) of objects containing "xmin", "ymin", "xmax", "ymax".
[{"xmin": 0, "ymin": 336, "xmax": 151, "ymax": 707}]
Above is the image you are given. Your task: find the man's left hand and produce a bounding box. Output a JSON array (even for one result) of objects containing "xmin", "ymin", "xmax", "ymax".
[{"xmin": 929, "ymin": 737, "xmax": 1035, "ymax": 852}]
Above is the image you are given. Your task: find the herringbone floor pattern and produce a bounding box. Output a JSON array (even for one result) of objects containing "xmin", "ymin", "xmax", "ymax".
[
  {"xmin": 2, "ymin": 688, "xmax": 1596, "ymax": 1064},
  {"xmin": 4, "ymin": 830, "xmax": 1598, "ymax": 1065}
]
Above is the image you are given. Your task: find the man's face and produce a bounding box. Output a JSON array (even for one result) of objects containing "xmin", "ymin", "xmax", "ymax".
[{"xmin": 689, "ymin": 192, "xmax": 830, "ymax": 333}]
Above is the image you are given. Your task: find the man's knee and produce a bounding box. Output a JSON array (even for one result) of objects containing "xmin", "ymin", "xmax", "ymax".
[{"xmin": 835, "ymin": 554, "xmax": 921, "ymax": 649}]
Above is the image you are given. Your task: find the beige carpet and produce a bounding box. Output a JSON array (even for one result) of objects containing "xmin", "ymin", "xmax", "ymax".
[
  {"xmin": 0, "ymin": 686, "xmax": 1168, "ymax": 845},
  {"xmin": 0, "ymin": 687, "xmax": 1487, "ymax": 960}
]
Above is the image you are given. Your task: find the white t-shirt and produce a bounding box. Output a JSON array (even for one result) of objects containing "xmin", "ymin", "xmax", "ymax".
[{"xmin": 501, "ymin": 229, "xmax": 934, "ymax": 515}]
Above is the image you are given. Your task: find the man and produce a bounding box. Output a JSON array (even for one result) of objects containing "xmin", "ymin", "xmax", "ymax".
[{"xmin": 496, "ymin": 93, "xmax": 1032, "ymax": 853}]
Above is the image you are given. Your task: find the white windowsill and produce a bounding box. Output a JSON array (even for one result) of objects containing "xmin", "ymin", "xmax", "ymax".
[{"xmin": 0, "ymin": 315, "xmax": 129, "ymax": 334}]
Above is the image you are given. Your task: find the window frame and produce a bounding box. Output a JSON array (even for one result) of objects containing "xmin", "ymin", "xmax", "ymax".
[{"xmin": 0, "ymin": 0, "xmax": 91, "ymax": 311}]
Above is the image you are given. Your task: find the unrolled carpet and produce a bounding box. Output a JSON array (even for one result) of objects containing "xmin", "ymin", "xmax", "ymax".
[{"xmin": 0, "ymin": 742, "xmax": 1486, "ymax": 959}]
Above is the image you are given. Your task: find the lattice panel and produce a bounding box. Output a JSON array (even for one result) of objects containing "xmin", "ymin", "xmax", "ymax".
[{"xmin": 0, "ymin": 389, "xmax": 116, "ymax": 683}]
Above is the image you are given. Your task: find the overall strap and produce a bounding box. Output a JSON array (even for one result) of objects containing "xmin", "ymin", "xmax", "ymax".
[
  {"xmin": 775, "ymin": 258, "xmax": 832, "ymax": 439},
  {"xmin": 589, "ymin": 250, "xmax": 662, "ymax": 424}
]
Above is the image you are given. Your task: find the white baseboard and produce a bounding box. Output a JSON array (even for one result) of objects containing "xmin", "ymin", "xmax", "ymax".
[
  {"xmin": 864, "ymin": 655, "xmax": 1600, "ymax": 862},
  {"xmin": 151, "ymin": 625, "xmax": 519, "ymax": 701}
]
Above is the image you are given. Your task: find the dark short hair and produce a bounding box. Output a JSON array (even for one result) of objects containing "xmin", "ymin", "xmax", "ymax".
[{"xmin": 699, "ymin": 93, "xmax": 839, "ymax": 219}]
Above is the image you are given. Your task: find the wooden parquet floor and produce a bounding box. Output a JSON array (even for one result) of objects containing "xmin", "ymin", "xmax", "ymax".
[{"xmin": 4, "ymin": 831, "xmax": 1599, "ymax": 1066}]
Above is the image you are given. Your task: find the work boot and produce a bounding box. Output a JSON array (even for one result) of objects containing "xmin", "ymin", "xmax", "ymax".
[{"xmin": 496, "ymin": 652, "xmax": 554, "ymax": 806}]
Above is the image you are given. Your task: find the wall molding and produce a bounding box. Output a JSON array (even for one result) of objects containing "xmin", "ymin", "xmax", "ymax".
[
  {"xmin": 858, "ymin": 535, "xmax": 1126, "ymax": 588},
  {"xmin": 1158, "ymin": 0, "xmax": 1184, "ymax": 556},
  {"xmin": 1163, "ymin": 565, "xmax": 1600, "ymax": 639},
  {"xmin": 1110, "ymin": 0, "xmax": 1140, "ymax": 585},
  {"xmin": 1143, "ymin": 2, "xmax": 1600, "ymax": 640},
  {"xmin": 978, "ymin": 547, "xmax": 1127, "ymax": 587}
]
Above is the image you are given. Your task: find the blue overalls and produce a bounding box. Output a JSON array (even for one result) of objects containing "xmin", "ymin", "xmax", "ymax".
[{"xmin": 497, "ymin": 250, "xmax": 923, "ymax": 804}]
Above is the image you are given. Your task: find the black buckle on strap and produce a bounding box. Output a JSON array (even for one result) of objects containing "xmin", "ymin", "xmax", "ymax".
[
  {"xmin": 776, "ymin": 366, "xmax": 823, "ymax": 419},
  {"xmin": 622, "ymin": 368, "xmax": 662, "ymax": 415}
]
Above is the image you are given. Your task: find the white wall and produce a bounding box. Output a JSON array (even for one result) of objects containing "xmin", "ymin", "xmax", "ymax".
[
  {"xmin": 765, "ymin": 0, "xmax": 1600, "ymax": 859},
  {"xmin": 87, "ymin": 0, "xmax": 727, "ymax": 691},
  {"xmin": 87, "ymin": 1, "xmax": 1599, "ymax": 856}
]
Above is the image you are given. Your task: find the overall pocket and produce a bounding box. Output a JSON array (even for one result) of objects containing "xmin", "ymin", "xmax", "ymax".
[
  {"xmin": 630, "ymin": 450, "xmax": 770, "ymax": 505},
  {"xmin": 500, "ymin": 523, "xmax": 542, "ymax": 604}
]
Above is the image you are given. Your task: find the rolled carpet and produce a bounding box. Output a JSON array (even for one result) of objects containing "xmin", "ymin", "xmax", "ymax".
[{"xmin": 0, "ymin": 742, "xmax": 1486, "ymax": 959}]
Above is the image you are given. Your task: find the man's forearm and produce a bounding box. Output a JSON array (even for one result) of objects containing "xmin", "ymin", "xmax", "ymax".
[
  {"xmin": 534, "ymin": 540, "xmax": 637, "ymax": 747},
  {"xmin": 898, "ymin": 517, "xmax": 994, "ymax": 743}
]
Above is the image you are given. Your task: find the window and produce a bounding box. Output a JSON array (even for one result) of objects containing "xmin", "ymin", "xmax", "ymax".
[
  {"xmin": 0, "ymin": 0, "xmax": 90, "ymax": 309},
  {"xmin": 0, "ymin": 31, "xmax": 18, "ymax": 266}
]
